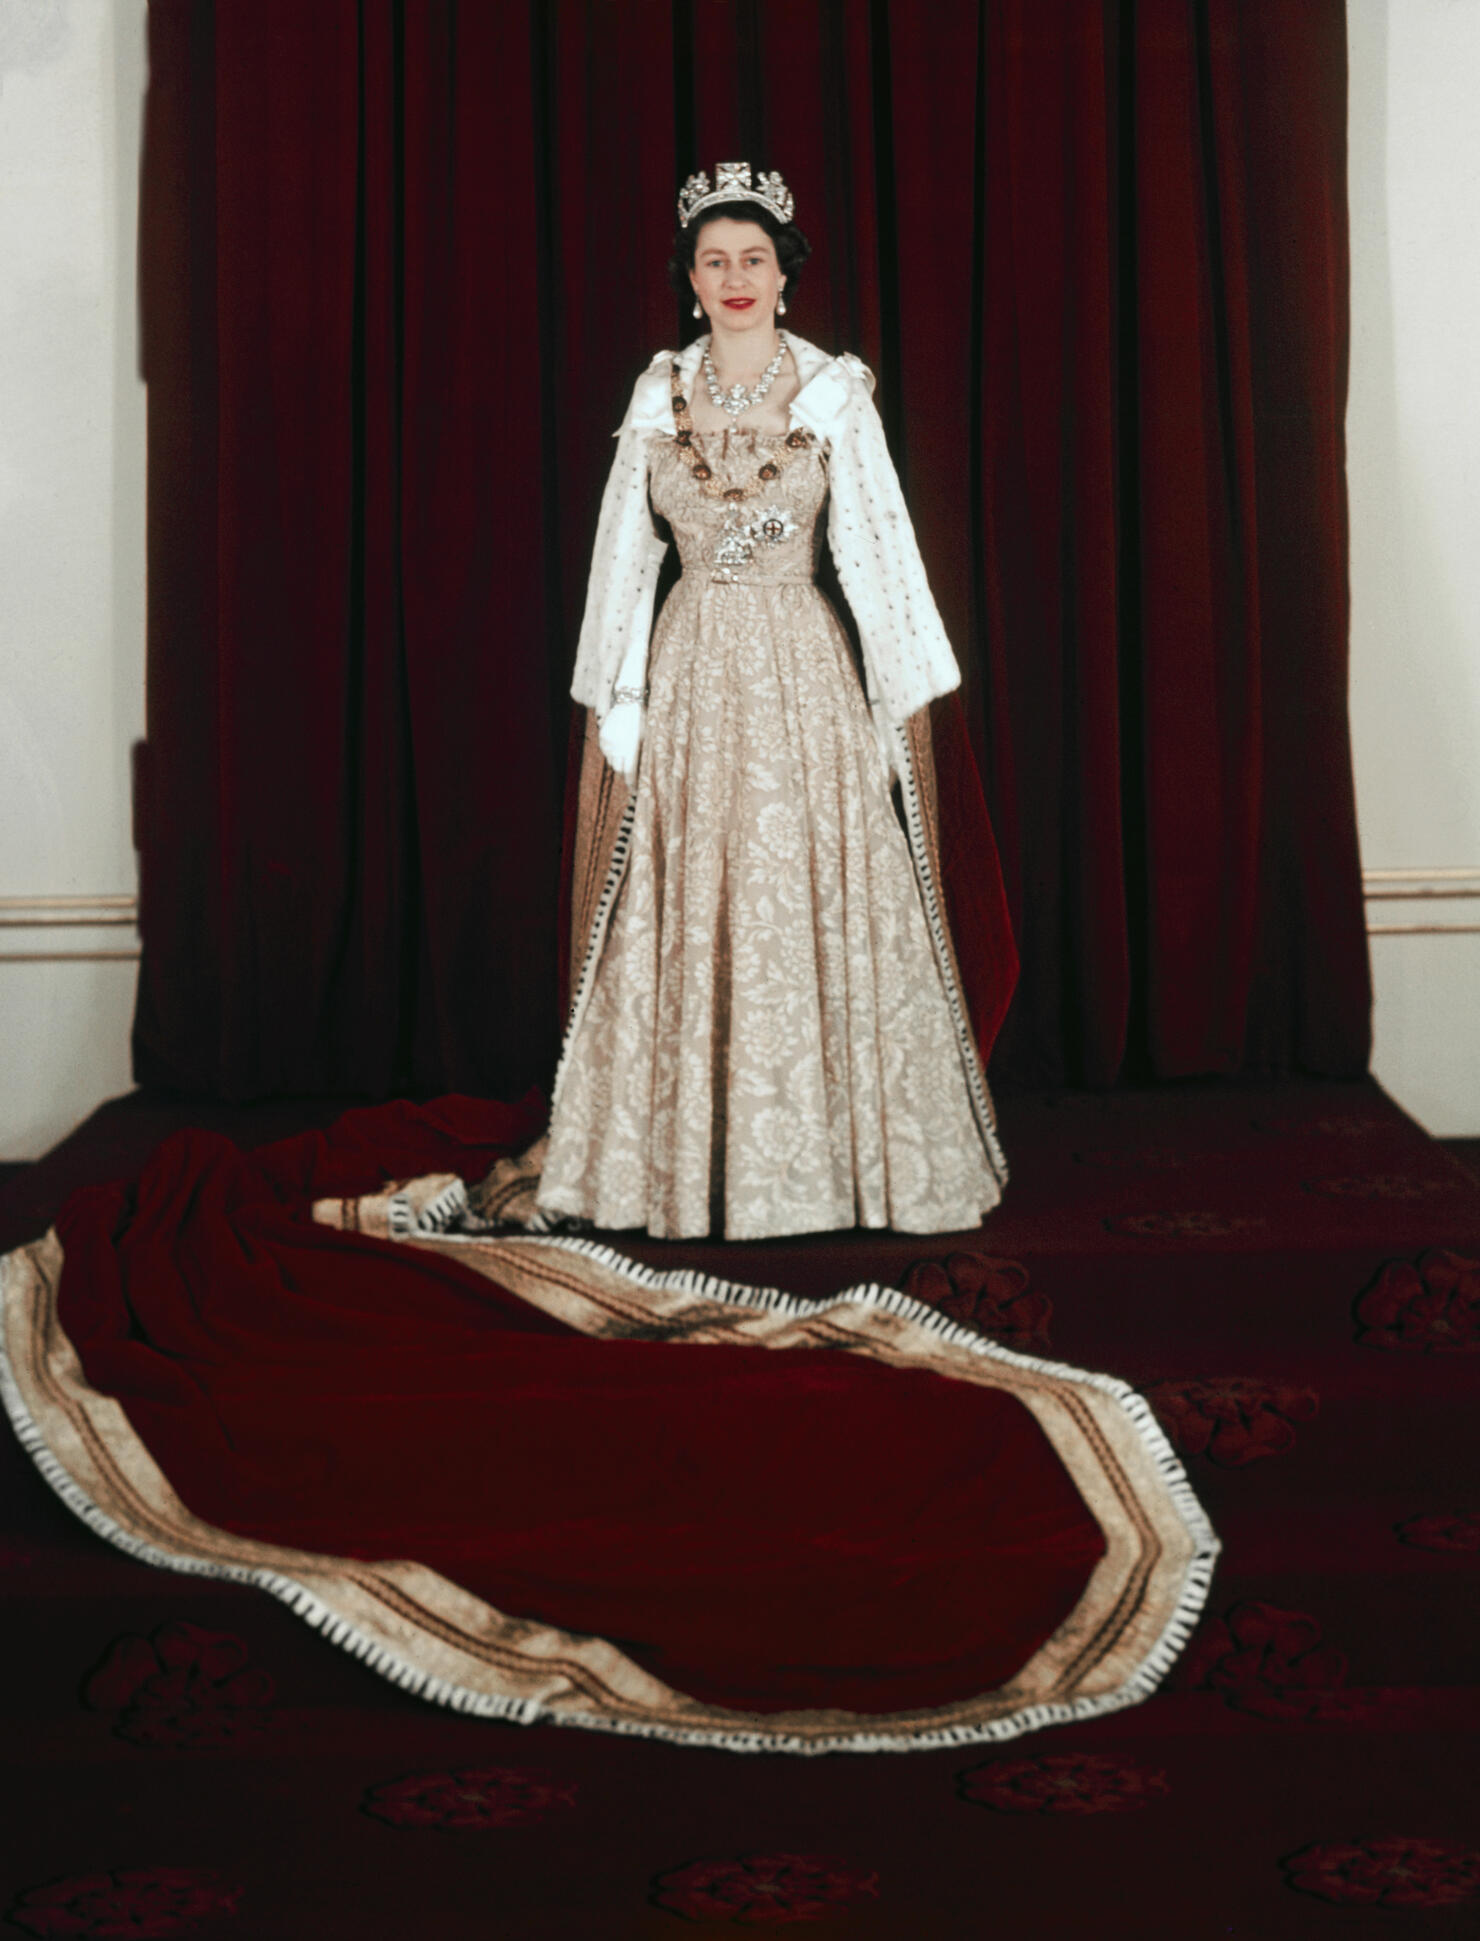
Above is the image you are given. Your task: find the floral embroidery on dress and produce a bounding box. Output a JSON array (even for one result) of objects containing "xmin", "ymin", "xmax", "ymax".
[{"xmin": 539, "ymin": 420, "xmax": 999, "ymax": 1240}]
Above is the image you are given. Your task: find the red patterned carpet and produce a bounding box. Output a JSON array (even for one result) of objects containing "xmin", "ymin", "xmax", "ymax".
[{"xmin": 1, "ymin": 1079, "xmax": 1477, "ymax": 1938}]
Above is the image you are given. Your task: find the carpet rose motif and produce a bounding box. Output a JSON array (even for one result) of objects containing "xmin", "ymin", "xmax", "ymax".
[
  {"xmin": 649, "ymin": 1853, "xmax": 879, "ymax": 1925},
  {"xmin": 1282, "ymin": 1837, "xmax": 1480, "ymax": 1908},
  {"xmin": 82, "ymin": 1622, "xmax": 274, "ymax": 1749},
  {"xmin": 362, "ymin": 1767, "xmax": 577, "ymax": 1830},
  {"xmin": 7, "ymin": 1868, "xmax": 242, "ymax": 1937},
  {"xmin": 1107, "ymin": 1211, "xmax": 1268, "ymax": 1238},
  {"xmin": 1073, "ymin": 1145, "xmax": 1186, "ymax": 1169},
  {"xmin": 956, "ymin": 1752, "xmax": 1169, "ymax": 1814},
  {"xmin": 1253, "ymin": 1112, "xmax": 1381, "ymax": 1137},
  {"xmin": 1182, "ymin": 1600, "xmax": 1363, "ymax": 1720},
  {"xmin": 1395, "ymin": 1508, "xmax": 1480, "ymax": 1552},
  {"xmin": 1354, "ymin": 1250, "xmax": 1480, "ymax": 1353},
  {"xmin": 1146, "ymin": 1378, "xmax": 1319, "ymax": 1467},
  {"xmin": 1306, "ymin": 1174, "xmax": 1454, "ymax": 1200},
  {"xmin": 898, "ymin": 1253, "xmax": 1051, "ymax": 1351}
]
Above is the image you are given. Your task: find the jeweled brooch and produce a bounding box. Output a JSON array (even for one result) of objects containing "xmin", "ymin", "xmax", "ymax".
[{"xmin": 750, "ymin": 505, "xmax": 797, "ymax": 545}]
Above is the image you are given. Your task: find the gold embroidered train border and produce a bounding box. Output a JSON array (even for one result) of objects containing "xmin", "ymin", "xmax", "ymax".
[
  {"xmin": 904, "ymin": 705, "xmax": 992, "ymax": 1125},
  {"xmin": 426, "ymin": 1231, "xmax": 1177, "ymax": 1700},
  {"xmin": 570, "ymin": 708, "xmax": 628, "ymax": 986},
  {"xmin": 0, "ymin": 1223, "xmax": 1218, "ymax": 1755},
  {"xmin": 896, "ymin": 709, "xmax": 1008, "ymax": 1183},
  {"xmin": 548, "ymin": 716, "xmax": 634, "ymax": 1113}
]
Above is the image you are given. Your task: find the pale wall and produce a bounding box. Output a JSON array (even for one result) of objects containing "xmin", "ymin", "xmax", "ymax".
[
  {"xmin": 0, "ymin": 0, "xmax": 146, "ymax": 1158},
  {"xmin": 1348, "ymin": 0, "xmax": 1480, "ymax": 1134},
  {"xmin": 0, "ymin": 5, "xmax": 1475, "ymax": 1157}
]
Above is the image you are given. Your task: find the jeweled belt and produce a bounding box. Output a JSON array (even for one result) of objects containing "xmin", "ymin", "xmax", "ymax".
[{"xmin": 691, "ymin": 567, "xmax": 816, "ymax": 586}]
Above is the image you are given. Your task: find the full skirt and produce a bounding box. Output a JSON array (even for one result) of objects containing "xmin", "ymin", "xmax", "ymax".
[{"xmin": 538, "ymin": 576, "xmax": 1001, "ymax": 1240}]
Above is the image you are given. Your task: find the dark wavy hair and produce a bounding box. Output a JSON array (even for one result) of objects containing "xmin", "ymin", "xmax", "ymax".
[{"xmin": 667, "ymin": 197, "xmax": 813, "ymax": 309}]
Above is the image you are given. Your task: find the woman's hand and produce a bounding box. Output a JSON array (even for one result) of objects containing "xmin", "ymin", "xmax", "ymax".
[{"xmin": 598, "ymin": 699, "xmax": 644, "ymax": 784}]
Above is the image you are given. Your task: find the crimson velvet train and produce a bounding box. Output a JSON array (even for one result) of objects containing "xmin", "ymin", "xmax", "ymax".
[
  {"xmin": 49, "ymin": 1099, "xmax": 1104, "ymax": 1714},
  {"xmin": 134, "ymin": 0, "xmax": 1367, "ymax": 1103}
]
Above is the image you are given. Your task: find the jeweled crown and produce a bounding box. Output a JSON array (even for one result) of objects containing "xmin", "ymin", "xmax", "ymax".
[{"xmin": 678, "ymin": 161, "xmax": 795, "ymax": 230}]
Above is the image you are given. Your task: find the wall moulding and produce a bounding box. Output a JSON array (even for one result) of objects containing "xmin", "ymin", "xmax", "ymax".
[
  {"xmin": 1362, "ymin": 869, "xmax": 1480, "ymax": 936},
  {"xmin": 2, "ymin": 885, "xmax": 1477, "ymax": 951},
  {"xmin": 0, "ymin": 896, "xmax": 140, "ymax": 962}
]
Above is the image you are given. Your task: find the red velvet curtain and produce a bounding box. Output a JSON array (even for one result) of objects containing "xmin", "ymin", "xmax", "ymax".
[{"xmin": 135, "ymin": 0, "xmax": 1369, "ymax": 1099}]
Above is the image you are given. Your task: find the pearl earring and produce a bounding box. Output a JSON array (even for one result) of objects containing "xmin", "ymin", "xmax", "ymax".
[
  {"xmin": 777, "ymin": 290, "xmax": 787, "ymax": 315},
  {"xmin": 693, "ymin": 297, "xmax": 703, "ymax": 319}
]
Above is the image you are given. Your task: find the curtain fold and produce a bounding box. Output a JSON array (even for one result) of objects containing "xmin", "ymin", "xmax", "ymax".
[{"xmin": 135, "ymin": 0, "xmax": 1368, "ymax": 1100}]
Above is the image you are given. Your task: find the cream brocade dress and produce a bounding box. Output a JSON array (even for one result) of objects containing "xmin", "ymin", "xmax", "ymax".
[{"xmin": 536, "ymin": 418, "xmax": 1001, "ymax": 1242}]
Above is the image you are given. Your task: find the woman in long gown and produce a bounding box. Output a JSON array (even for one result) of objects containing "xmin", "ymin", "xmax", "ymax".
[
  {"xmin": 534, "ymin": 162, "xmax": 1009, "ymax": 1242},
  {"xmin": 0, "ymin": 162, "xmax": 1215, "ymax": 1755}
]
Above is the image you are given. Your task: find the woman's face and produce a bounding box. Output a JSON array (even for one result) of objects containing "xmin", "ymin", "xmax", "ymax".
[{"xmin": 689, "ymin": 217, "xmax": 785, "ymax": 339}]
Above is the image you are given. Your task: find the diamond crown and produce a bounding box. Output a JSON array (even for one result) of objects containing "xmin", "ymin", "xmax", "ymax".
[{"xmin": 678, "ymin": 161, "xmax": 795, "ymax": 230}]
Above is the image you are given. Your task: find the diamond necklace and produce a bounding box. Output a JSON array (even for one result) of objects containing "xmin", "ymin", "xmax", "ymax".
[
  {"xmin": 702, "ymin": 331, "xmax": 789, "ymax": 421},
  {"xmin": 670, "ymin": 360, "xmax": 812, "ymax": 504}
]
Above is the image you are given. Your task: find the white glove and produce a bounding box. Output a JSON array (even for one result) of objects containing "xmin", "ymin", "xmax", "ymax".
[{"xmin": 598, "ymin": 698, "xmax": 644, "ymax": 784}]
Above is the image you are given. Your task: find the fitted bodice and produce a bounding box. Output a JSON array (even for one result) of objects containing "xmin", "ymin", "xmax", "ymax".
[{"xmin": 649, "ymin": 428, "xmax": 830, "ymax": 586}]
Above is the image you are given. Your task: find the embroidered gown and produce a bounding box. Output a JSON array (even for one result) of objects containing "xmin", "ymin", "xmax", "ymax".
[{"xmin": 536, "ymin": 399, "xmax": 1002, "ymax": 1242}]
